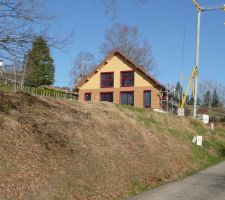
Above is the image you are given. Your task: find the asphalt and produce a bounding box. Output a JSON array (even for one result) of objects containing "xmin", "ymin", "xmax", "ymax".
[{"xmin": 127, "ymin": 161, "xmax": 225, "ymax": 200}]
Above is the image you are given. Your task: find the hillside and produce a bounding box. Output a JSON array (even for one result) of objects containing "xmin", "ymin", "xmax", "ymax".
[{"xmin": 1, "ymin": 91, "xmax": 225, "ymax": 200}]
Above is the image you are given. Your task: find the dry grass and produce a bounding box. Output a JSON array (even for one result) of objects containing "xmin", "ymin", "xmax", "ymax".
[{"xmin": 0, "ymin": 91, "xmax": 225, "ymax": 200}]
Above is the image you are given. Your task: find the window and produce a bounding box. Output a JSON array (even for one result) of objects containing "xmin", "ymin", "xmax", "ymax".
[
  {"xmin": 144, "ymin": 91, "xmax": 151, "ymax": 108},
  {"xmin": 100, "ymin": 92, "xmax": 113, "ymax": 102},
  {"xmin": 101, "ymin": 72, "xmax": 114, "ymax": 88},
  {"xmin": 121, "ymin": 71, "xmax": 134, "ymax": 87},
  {"xmin": 84, "ymin": 93, "xmax": 91, "ymax": 101},
  {"xmin": 120, "ymin": 92, "xmax": 134, "ymax": 106}
]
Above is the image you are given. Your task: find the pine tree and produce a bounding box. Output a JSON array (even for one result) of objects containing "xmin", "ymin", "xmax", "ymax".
[
  {"xmin": 25, "ymin": 37, "xmax": 55, "ymax": 86},
  {"xmin": 174, "ymin": 82, "xmax": 183, "ymax": 104},
  {"xmin": 212, "ymin": 89, "xmax": 219, "ymax": 108},
  {"xmin": 203, "ymin": 90, "xmax": 211, "ymax": 107}
]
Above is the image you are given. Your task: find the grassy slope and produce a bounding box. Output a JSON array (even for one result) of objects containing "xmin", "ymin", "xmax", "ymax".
[{"xmin": 0, "ymin": 91, "xmax": 225, "ymax": 200}]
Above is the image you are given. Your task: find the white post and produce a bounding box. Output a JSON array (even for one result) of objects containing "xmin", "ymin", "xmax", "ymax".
[{"xmin": 21, "ymin": 57, "xmax": 27, "ymax": 90}]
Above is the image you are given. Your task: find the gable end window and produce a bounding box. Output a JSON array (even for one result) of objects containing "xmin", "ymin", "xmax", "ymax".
[
  {"xmin": 101, "ymin": 72, "xmax": 114, "ymax": 88},
  {"xmin": 121, "ymin": 71, "xmax": 134, "ymax": 87}
]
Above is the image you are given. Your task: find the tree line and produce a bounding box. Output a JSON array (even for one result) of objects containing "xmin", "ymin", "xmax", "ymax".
[{"xmin": 174, "ymin": 80, "xmax": 224, "ymax": 109}]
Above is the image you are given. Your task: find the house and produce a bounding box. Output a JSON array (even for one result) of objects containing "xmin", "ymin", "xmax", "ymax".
[{"xmin": 75, "ymin": 50, "xmax": 164, "ymax": 109}]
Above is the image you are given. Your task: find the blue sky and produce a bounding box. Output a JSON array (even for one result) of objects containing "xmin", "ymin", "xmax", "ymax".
[{"xmin": 44, "ymin": 0, "xmax": 225, "ymax": 88}]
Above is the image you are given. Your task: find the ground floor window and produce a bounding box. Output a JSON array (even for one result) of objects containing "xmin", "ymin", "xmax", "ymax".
[
  {"xmin": 84, "ymin": 93, "xmax": 91, "ymax": 101},
  {"xmin": 100, "ymin": 92, "xmax": 113, "ymax": 102},
  {"xmin": 144, "ymin": 90, "xmax": 151, "ymax": 108},
  {"xmin": 120, "ymin": 92, "xmax": 134, "ymax": 106}
]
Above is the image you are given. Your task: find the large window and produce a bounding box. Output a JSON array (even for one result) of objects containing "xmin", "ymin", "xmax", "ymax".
[
  {"xmin": 120, "ymin": 92, "xmax": 134, "ymax": 106},
  {"xmin": 144, "ymin": 91, "xmax": 151, "ymax": 108},
  {"xmin": 84, "ymin": 93, "xmax": 91, "ymax": 101},
  {"xmin": 100, "ymin": 92, "xmax": 113, "ymax": 102},
  {"xmin": 101, "ymin": 72, "xmax": 114, "ymax": 88},
  {"xmin": 121, "ymin": 71, "xmax": 134, "ymax": 87}
]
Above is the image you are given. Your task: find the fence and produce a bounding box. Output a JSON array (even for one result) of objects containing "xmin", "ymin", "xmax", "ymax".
[{"xmin": 0, "ymin": 77, "xmax": 76, "ymax": 100}]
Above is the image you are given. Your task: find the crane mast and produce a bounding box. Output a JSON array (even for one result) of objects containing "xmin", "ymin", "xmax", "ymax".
[{"xmin": 180, "ymin": 0, "xmax": 225, "ymax": 117}]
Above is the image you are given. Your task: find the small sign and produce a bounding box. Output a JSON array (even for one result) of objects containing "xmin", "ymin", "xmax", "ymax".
[{"xmin": 192, "ymin": 136, "xmax": 203, "ymax": 146}]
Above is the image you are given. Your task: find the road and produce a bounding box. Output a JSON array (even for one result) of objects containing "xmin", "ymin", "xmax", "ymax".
[{"xmin": 127, "ymin": 161, "xmax": 225, "ymax": 200}]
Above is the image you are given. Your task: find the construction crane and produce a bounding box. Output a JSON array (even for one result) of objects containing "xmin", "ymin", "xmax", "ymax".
[{"xmin": 180, "ymin": 0, "xmax": 225, "ymax": 117}]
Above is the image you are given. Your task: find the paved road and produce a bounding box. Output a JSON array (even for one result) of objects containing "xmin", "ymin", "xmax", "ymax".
[{"xmin": 128, "ymin": 161, "xmax": 225, "ymax": 200}]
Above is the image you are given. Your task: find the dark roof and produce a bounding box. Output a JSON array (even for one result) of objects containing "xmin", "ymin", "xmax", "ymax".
[{"xmin": 74, "ymin": 49, "xmax": 164, "ymax": 91}]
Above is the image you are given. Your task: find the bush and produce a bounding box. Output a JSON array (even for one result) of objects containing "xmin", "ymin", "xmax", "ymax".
[
  {"xmin": 198, "ymin": 106, "xmax": 209, "ymax": 114},
  {"xmin": 184, "ymin": 106, "xmax": 191, "ymax": 116}
]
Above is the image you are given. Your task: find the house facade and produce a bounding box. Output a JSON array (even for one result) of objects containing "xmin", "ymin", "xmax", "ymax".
[{"xmin": 75, "ymin": 50, "xmax": 164, "ymax": 109}]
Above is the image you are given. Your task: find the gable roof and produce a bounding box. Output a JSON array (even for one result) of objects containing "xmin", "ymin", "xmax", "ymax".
[{"xmin": 74, "ymin": 49, "xmax": 164, "ymax": 91}]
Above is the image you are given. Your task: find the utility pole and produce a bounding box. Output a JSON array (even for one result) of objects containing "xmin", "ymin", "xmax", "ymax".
[
  {"xmin": 192, "ymin": 0, "xmax": 225, "ymax": 118},
  {"xmin": 193, "ymin": 5, "xmax": 201, "ymax": 118}
]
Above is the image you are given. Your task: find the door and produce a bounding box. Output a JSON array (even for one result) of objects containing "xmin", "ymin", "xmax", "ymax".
[
  {"xmin": 144, "ymin": 91, "xmax": 151, "ymax": 108},
  {"xmin": 121, "ymin": 92, "xmax": 134, "ymax": 106}
]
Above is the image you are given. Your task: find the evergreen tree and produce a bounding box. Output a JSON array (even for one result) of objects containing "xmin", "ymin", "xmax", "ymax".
[
  {"xmin": 203, "ymin": 90, "xmax": 211, "ymax": 107},
  {"xmin": 187, "ymin": 94, "xmax": 194, "ymax": 105},
  {"xmin": 212, "ymin": 89, "xmax": 219, "ymax": 108},
  {"xmin": 174, "ymin": 82, "xmax": 183, "ymax": 104},
  {"xmin": 25, "ymin": 37, "xmax": 55, "ymax": 86}
]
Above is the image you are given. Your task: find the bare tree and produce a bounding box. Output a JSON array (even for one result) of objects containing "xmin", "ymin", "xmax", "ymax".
[
  {"xmin": 70, "ymin": 52, "xmax": 96, "ymax": 86},
  {"xmin": 198, "ymin": 80, "xmax": 216, "ymax": 101},
  {"xmin": 100, "ymin": 0, "xmax": 148, "ymax": 18},
  {"xmin": 0, "ymin": 0, "xmax": 40, "ymax": 60},
  {"xmin": 100, "ymin": 23, "xmax": 155, "ymax": 73},
  {"xmin": 0, "ymin": 0, "xmax": 71, "ymax": 62}
]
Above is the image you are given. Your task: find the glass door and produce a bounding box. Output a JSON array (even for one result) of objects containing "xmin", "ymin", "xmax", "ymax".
[
  {"xmin": 121, "ymin": 92, "xmax": 134, "ymax": 106},
  {"xmin": 144, "ymin": 91, "xmax": 151, "ymax": 108}
]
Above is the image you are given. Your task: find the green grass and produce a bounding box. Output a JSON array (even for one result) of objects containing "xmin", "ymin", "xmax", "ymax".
[
  {"xmin": 138, "ymin": 115, "xmax": 158, "ymax": 127},
  {"xmin": 214, "ymin": 129, "xmax": 225, "ymax": 137},
  {"xmin": 0, "ymin": 84, "xmax": 14, "ymax": 92},
  {"xmin": 120, "ymin": 108, "xmax": 225, "ymax": 199},
  {"xmin": 116, "ymin": 105, "xmax": 159, "ymax": 127},
  {"xmin": 116, "ymin": 104, "xmax": 146, "ymax": 113},
  {"xmin": 190, "ymin": 119, "xmax": 207, "ymax": 135},
  {"xmin": 120, "ymin": 136, "xmax": 225, "ymax": 200},
  {"xmin": 190, "ymin": 132, "xmax": 225, "ymax": 169},
  {"xmin": 167, "ymin": 128, "xmax": 192, "ymax": 142}
]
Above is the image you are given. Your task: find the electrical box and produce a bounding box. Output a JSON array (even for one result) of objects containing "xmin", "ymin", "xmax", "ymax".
[{"xmin": 196, "ymin": 114, "xmax": 209, "ymax": 124}]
